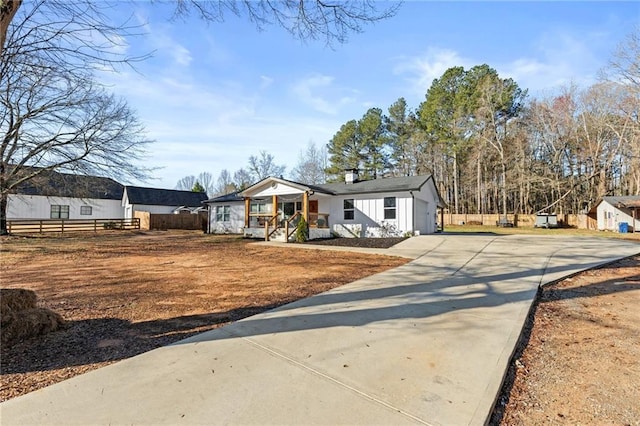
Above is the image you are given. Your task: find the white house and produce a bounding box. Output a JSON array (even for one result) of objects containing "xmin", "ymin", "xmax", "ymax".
[
  {"xmin": 204, "ymin": 192, "xmax": 246, "ymax": 234},
  {"xmin": 122, "ymin": 186, "xmax": 209, "ymax": 218},
  {"xmin": 205, "ymin": 171, "xmax": 444, "ymax": 241},
  {"xmin": 7, "ymin": 170, "xmax": 209, "ymax": 222},
  {"xmin": 593, "ymin": 196, "xmax": 640, "ymax": 232},
  {"xmin": 7, "ymin": 172, "xmax": 124, "ymax": 220}
]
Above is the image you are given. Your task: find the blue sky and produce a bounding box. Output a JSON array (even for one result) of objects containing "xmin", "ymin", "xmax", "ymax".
[{"xmin": 101, "ymin": 1, "xmax": 639, "ymax": 190}]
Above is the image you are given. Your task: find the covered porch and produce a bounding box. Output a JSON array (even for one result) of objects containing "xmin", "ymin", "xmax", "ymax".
[{"xmin": 240, "ymin": 177, "xmax": 331, "ymax": 241}]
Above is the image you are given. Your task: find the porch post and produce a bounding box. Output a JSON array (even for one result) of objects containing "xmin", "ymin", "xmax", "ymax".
[
  {"xmin": 440, "ymin": 207, "xmax": 444, "ymax": 232},
  {"xmin": 272, "ymin": 195, "xmax": 278, "ymax": 223},
  {"xmin": 244, "ymin": 197, "xmax": 250, "ymax": 228},
  {"xmin": 303, "ymin": 191, "xmax": 309, "ymax": 222}
]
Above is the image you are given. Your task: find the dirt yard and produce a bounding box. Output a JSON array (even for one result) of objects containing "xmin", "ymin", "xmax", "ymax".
[
  {"xmin": 2, "ymin": 231, "xmax": 639, "ymax": 422},
  {"xmin": 494, "ymin": 254, "xmax": 640, "ymax": 425},
  {"xmin": 0, "ymin": 231, "xmax": 408, "ymax": 402}
]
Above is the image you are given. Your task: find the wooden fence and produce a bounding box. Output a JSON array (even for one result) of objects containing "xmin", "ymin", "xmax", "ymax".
[
  {"xmin": 442, "ymin": 213, "xmax": 595, "ymax": 229},
  {"xmin": 7, "ymin": 218, "xmax": 140, "ymax": 235},
  {"xmin": 134, "ymin": 211, "xmax": 207, "ymax": 231}
]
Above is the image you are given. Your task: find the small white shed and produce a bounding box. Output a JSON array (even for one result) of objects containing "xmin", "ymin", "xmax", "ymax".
[{"xmin": 593, "ymin": 196, "xmax": 640, "ymax": 232}]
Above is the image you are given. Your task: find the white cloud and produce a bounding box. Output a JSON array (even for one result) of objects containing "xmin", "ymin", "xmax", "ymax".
[
  {"xmin": 290, "ymin": 74, "xmax": 360, "ymax": 115},
  {"xmin": 98, "ymin": 65, "xmax": 340, "ymax": 188},
  {"xmin": 501, "ymin": 31, "xmax": 601, "ymax": 94},
  {"xmin": 290, "ymin": 74, "xmax": 338, "ymax": 114},
  {"xmin": 394, "ymin": 48, "xmax": 471, "ymax": 95},
  {"xmin": 142, "ymin": 22, "xmax": 192, "ymax": 68},
  {"xmin": 393, "ymin": 31, "xmax": 607, "ymax": 99},
  {"xmin": 259, "ymin": 75, "xmax": 274, "ymax": 90}
]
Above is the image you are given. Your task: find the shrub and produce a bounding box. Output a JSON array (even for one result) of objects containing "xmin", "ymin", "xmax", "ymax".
[{"xmin": 294, "ymin": 215, "xmax": 309, "ymax": 243}]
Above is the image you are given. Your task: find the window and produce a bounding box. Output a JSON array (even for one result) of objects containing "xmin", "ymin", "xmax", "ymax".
[
  {"xmin": 50, "ymin": 205, "xmax": 69, "ymax": 219},
  {"xmin": 250, "ymin": 201, "xmax": 271, "ymax": 214},
  {"xmin": 80, "ymin": 206, "xmax": 92, "ymax": 215},
  {"xmin": 343, "ymin": 199, "xmax": 354, "ymax": 220},
  {"xmin": 216, "ymin": 205, "xmax": 230, "ymax": 222},
  {"xmin": 384, "ymin": 197, "xmax": 396, "ymax": 219}
]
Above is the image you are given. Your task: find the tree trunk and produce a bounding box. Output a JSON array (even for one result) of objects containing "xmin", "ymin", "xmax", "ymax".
[
  {"xmin": 501, "ymin": 158, "xmax": 508, "ymax": 219},
  {"xmin": 0, "ymin": 191, "xmax": 8, "ymax": 235},
  {"xmin": 477, "ymin": 156, "xmax": 482, "ymax": 214},
  {"xmin": 0, "ymin": 0, "xmax": 22, "ymax": 56},
  {"xmin": 453, "ymin": 151, "xmax": 459, "ymax": 214}
]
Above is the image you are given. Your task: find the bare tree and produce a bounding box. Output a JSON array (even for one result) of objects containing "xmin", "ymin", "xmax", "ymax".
[
  {"xmin": 212, "ymin": 169, "xmax": 236, "ymax": 196},
  {"xmin": 2, "ymin": 1, "xmax": 400, "ymax": 55},
  {"xmin": 291, "ymin": 141, "xmax": 327, "ymax": 184},
  {"xmin": 197, "ymin": 172, "xmax": 214, "ymax": 195},
  {"xmin": 175, "ymin": 176, "xmax": 197, "ymax": 191},
  {"xmin": 604, "ymin": 28, "xmax": 640, "ymax": 195},
  {"xmin": 247, "ymin": 151, "xmax": 285, "ymax": 181},
  {"xmin": 233, "ymin": 168, "xmax": 253, "ymax": 190},
  {"xmin": 1, "ymin": 1, "xmax": 151, "ymax": 233},
  {"xmin": 170, "ymin": 0, "xmax": 400, "ymax": 46}
]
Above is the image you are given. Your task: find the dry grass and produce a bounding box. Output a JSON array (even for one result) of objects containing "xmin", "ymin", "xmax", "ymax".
[{"xmin": 0, "ymin": 231, "xmax": 408, "ymax": 401}]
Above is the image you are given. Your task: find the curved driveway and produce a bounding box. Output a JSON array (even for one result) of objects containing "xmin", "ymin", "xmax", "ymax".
[{"xmin": 1, "ymin": 234, "xmax": 639, "ymax": 425}]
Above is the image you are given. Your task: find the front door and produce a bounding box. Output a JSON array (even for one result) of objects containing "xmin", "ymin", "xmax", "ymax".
[{"xmin": 309, "ymin": 200, "xmax": 318, "ymax": 214}]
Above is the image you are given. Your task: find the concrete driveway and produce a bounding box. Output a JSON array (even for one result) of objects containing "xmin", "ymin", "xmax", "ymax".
[{"xmin": 1, "ymin": 234, "xmax": 638, "ymax": 425}]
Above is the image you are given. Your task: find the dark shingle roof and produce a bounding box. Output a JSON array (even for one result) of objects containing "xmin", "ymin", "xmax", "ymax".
[
  {"xmin": 15, "ymin": 170, "xmax": 124, "ymax": 200},
  {"xmin": 125, "ymin": 186, "xmax": 208, "ymax": 207},
  {"xmin": 205, "ymin": 192, "xmax": 244, "ymax": 203},
  {"xmin": 317, "ymin": 175, "xmax": 435, "ymax": 195}
]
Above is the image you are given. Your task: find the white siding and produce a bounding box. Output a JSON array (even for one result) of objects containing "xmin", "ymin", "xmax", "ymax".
[
  {"xmin": 414, "ymin": 198, "xmax": 430, "ymax": 235},
  {"xmin": 209, "ymin": 201, "xmax": 245, "ymax": 234},
  {"xmin": 328, "ymin": 191, "xmax": 414, "ymax": 237},
  {"xmin": 413, "ymin": 182, "xmax": 439, "ymax": 234},
  {"xmin": 129, "ymin": 204, "xmax": 180, "ymax": 215},
  {"xmin": 597, "ymin": 201, "xmax": 640, "ymax": 231},
  {"xmin": 7, "ymin": 194, "xmax": 123, "ymax": 220},
  {"xmin": 248, "ymin": 182, "xmax": 305, "ymax": 197}
]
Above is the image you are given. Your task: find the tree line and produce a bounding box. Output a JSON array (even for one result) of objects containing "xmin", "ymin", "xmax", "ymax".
[
  {"xmin": 185, "ymin": 31, "xmax": 638, "ymax": 217},
  {"xmin": 176, "ymin": 143, "xmax": 328, "ymax": 196},
  {"xmin": 325, "ymin": 33, "xmax": 639, "ymax": 216}
]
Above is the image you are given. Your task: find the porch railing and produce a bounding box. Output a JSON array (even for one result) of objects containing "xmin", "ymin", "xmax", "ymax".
[
  {"xmin": 264, "ymin": 215, "xmax": 279, "ymax": 241},
  {"xmin": 308, "ymin": 213, "xmax": 329, "ymax": 228},
  {"xmin": 284, "ymin": 212, "xmax": 301, "ymax": 242}
]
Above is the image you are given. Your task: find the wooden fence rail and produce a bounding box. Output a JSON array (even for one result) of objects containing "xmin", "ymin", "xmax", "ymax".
[
  {"xmin": 7, "ymin": 218, "xmax": 140, "ymax": 235},
  {"xmin": 442, "ymin": 213, "xmax": 594, "ymax": 229}
]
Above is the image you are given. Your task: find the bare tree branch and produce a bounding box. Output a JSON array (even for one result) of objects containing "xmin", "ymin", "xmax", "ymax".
[{"xmin": 170, "ymin": 0, "xmax": 401, "ymax": 46}]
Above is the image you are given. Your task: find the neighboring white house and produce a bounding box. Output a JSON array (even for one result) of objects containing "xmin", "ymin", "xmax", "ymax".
[
  {"xmin": 122, "ymin": 186, "xmax": 209, "ymax": 218},
  {"xmin": 593, "ymin": 196, "xmax": 640, "ymax": 232},
  {"xmin": 7, "ymin": 171, "xmax": 209, "ymax": 222},
  {"xmin": 205, "ymin": 171, "xmax": 444, "ymax": 241},
  {"xmin": 7, "ymin": 172, "xmax": 125, "ymax": 220}
]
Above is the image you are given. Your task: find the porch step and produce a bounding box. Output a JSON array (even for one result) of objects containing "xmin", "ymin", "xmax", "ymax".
[{"xmin": 269, "ymin": 228, "xmax": 288, "ymax": 242}]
